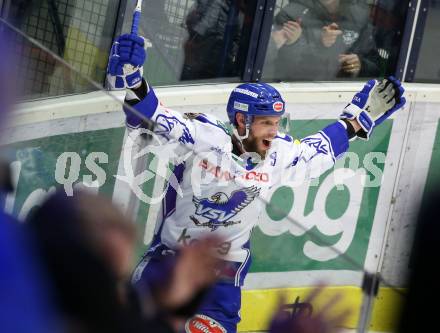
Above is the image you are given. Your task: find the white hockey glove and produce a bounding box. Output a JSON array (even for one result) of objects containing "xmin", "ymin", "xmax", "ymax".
[
  {"xmin": 340, "ymin": 76, "xmax": 406, "ymax": 140},
  {"xmin": 106, "ymin": 34, "xmax": 147, "ymax": 90}
]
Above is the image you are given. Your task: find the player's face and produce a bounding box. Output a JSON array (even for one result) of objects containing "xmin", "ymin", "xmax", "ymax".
[{"xmin": 244, "ymin": 115, "xmax": 281, "ymax": 158}]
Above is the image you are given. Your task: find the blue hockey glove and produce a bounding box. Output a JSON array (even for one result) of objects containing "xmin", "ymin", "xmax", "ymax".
[
  {"xmin": 340, "ymin": 76, "xmax": 406, "ymax": 140},
  {"xmin": 106, "ymin": 34, "xmax": 147, "ymax": 90}
]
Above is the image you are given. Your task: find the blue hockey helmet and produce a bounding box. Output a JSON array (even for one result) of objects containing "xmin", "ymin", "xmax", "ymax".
[{"xmin": 226, "ymin": 83, "xmax": 285, "ymax": 127}]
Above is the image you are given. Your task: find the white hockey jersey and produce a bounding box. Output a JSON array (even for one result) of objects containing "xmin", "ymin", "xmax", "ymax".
[{"xmin": 129, "ymin": 88, "xmax": 350, "ymax": 285}]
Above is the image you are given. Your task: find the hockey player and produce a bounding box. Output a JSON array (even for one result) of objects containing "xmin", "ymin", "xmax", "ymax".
[{"xmin": 107, "ymin": 34, "xmax": 405, "ymax": 333}]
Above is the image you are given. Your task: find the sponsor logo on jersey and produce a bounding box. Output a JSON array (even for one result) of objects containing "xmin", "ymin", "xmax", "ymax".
[
  {"xmin": 243, "ymin": 171, "xmax": 269, "ymax": 182},
  {"xmin": 273, "ymin": 101, "xmax": 284, "ymax": 112},
  {"xmin": 191, "ymin": 186, "xmax": 260, "ymax": 231},
  {"xmin": 177, "ymin": 229, "xmax": 232, "ymax": 255},
  {"xmin": 234, "ymin": 101, "xmax": 249, "ymax": 112},
  {"xmin": 233, "ymin": 88, "xmax": 259, "ymax": 98},
  {"xmin": 198, "ymin": 160, "xmax": 269, "ymax": 182}
]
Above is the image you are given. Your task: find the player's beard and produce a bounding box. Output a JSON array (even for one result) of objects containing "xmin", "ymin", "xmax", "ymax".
[{"xmin": 243, "ymin": 137, "xmax": 267, "ymax": 159}]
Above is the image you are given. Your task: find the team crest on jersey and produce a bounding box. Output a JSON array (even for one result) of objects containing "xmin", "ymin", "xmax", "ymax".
[{"xmin": 191, "ymin": 186, "xmax": 260, "ymax": 231}]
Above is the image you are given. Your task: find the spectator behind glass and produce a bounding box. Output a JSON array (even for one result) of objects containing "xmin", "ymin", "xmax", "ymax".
[
  {"xmin": 272, "ymin": 0, "xmax": 380, "ymax": 81},
  {"xmin": 369, "ymin": 0, "xmax": 408, "ymax": 77},
  {"xmin": 180, "ymin": 0, "xmax": 246, "ymax": 80}
]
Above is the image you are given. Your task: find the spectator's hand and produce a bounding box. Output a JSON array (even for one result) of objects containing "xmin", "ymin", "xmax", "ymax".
[
  {"xmin": 272, "ymin": 29, "xmax": 288, "ymax": 50},
  {"xmin": 158, "ymin": 236, "xmax": 223, "ymax": 311},
  {"xmin": 339, "ymin": 54, "xmax": 361, "ymax": 76},
  {"xmin": 283, "ymin": 21, "xmax": 302, "ymax": 45},
  {"xmin": 272, "ymin": 20, "xmax": 302, "ymax": 49},
  {"xmin": 269, "ymin": 287, "xmax": 351, "ymax": 333},
  {"xmin": 321, "ymin": 23, "xmax": 342, "ymax": 48}
]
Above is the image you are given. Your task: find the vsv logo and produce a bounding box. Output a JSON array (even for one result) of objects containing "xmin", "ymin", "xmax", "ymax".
[{"xmin": 191, "ymin": 186, "xmax": 260, "ymax": 231}]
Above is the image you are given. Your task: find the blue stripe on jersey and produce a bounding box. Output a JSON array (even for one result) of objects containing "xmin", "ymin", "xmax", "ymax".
[
  {"xmin": 150, "ymin": 162, "xmax": 186, "ymax": 249},
  {"xmin": 320, "ymin": 121, "xmax": 349, "ymax": 159},
  {"xmin": 236, "ymin": 240, "xmax": 252, "ymax": 286}
]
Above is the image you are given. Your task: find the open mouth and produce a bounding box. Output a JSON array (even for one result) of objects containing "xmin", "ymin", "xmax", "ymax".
[{"xmin": 262, "ymin": 139, "xmax": 272, "ymax": 149}]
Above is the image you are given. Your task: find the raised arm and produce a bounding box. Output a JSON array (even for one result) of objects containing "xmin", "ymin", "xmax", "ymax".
[
  {"xmin": 106, "ymin": 34, "xmax": 196, "ymax": 149},
  {"xmin": 283, "ymin": 77, "xmax": 406, "ymax": 180}
]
